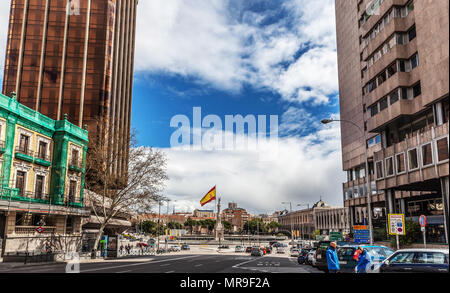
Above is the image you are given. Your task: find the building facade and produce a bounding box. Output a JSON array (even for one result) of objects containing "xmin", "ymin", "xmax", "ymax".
[
  {"xmin": 221, "ymin": 202, "xmax": 251, "ymax": 233},
  {"xmin": 0, "ymin": 92, "xmax": 89, "ymax": 256},
  {"xmin": 2, "ymin": 0, "xmax": 138, "ymax": 178},
  {"xmin": 193, "ymin": 209, "xmax": 215, "ymax": 218},
  {"xmin": 278, "ymin": 200, "xmax": 350, "ymax": 239},
  {"xmin": 335, "ymin": 0, "xmax": 449, "ymax": 244}
]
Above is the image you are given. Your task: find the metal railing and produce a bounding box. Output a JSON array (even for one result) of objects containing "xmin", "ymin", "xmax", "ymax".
[
  {"xmin": 14, "ymin": 226, "xmax": 56, "ymax": 235},
  {"xmin": 15, "ymin": 146, "xmax": 33, "ymax": 157},
  {"xmin": 35, "ymin": 152, "xmax": 51, "ymax": 162}
]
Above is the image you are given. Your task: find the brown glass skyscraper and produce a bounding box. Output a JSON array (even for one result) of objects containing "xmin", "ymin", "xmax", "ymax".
[
  {"xmin": 335, "ymin": 0, "xmax": 449, "ymax": 243},
  {"xmin": 2, "ymin": 0, "xmax": 137, "ymax": 177}
]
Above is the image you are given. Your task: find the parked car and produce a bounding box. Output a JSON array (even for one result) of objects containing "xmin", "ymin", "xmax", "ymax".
[
  {"xmin": 272, "ymin": 242, "xmax": 281, "ymax": 248},
  {"xmin": 235, "ymin": 246, "xmax": 245, "ymax": 253},
  {"xmin": 378, "ymin": 249, "xmax": 449, "ymax": 273},
  {"xmin": 251, "ymin": 247, "xmax": 264, "ymax": 257},
  {"xmin": 314, "ymin": 240, "xmax": 353, "ymax": 272},
  {"xmin": 291, "ymin": 248, "xmax": 300, "ymax": 257},
  {"xmin": 337, "ymin": 245, "xmax": 395, "ymax": 273},
  {"xmin": 245, "ymin": 246, "xmax": 253, "ymax": 253},
  {"xmin": 297, "ymin": 248, "xmax": 312, "ymax": 264},
  {"xmin": 269, "ymin": 241, "xmax": 279, "ymax": 246},
  {"xmin": 265, "ymin": 246, "xmax": 272, "ymax": 254},
  {"xmin": 181, "ymin": 244, "xmax": 190, "ymax": 250},
  {"xmin": 306, "ymin": 250, "xmax": 316, "ymax": 265},
  {"xmin": 276, "ymin": 247, "xmax": 286, "ymax": 254},
  {"xmin": 170, "ymin": 245, "xmax": 181, "ymax": 252},
  {"xmin": 219, "ymin": 245, "xmax": 230, "ymax": 249}
]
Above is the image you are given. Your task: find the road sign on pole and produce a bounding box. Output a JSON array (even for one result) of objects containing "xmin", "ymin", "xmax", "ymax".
[
  {"xmin": 388, "ymin": 214, "xmax": 405, "ymax": 250},
  {"xmin": 353, "ymin": 225, "xmax": 370, "ymax": 243},
  {"xmin": 419, "ymin": 215, "xmax": 427, "ymax": 248}
]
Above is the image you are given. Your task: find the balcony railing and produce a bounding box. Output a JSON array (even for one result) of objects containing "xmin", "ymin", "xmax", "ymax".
[
  {"xmin": 15, "ymin": 146, "xmax": 33, "ymax": 157},
  {"xmin": 66, "ymin": 195, "xmax": 83, "ymax": 207},
  {"xmin": 35, "ymin": 152, "xmax": 51, "ymax": 162},
  {"xmin": 15, "ymin": 226, "xmax": 56, "ymax": 235}
]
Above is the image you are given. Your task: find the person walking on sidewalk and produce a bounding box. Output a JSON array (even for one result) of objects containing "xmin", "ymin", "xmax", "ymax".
[{"xmin": 326, "ymin": 241, "xmax": 340, "ymax": 273}]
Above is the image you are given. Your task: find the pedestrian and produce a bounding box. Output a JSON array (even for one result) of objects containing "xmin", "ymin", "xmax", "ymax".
[
  {"xmin": 354, "ymin": 246, "xmax": 372, "ymax": 273},
  {"xmin": 326, "ymin": 241, "xmax": 340, "ymax": 273},
  {"xmin": 120, "ymin": 244, "xmax": 124, "ymax": 255}
]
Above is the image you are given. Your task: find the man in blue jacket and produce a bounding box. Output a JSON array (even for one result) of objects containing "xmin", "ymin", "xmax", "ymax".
[
  {"xmin": 355, "ymin": 246, "xmax": 372, "ymax": 273},
  {"xmin": 326, "ymin": 241, "xmax": 340, "ymax": 273}
]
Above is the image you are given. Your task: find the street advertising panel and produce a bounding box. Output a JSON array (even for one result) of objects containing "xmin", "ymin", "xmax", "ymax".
[{"xmin": 388, "ymin": 214, "xmax": 405, "ymax": 235}]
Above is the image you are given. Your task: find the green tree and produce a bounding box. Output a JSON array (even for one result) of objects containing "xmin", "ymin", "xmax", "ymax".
[
  {"xmin": 223, "ymin": 221, "xmax": 233, "ymax": 233},
  {"xmin": 184, "ymin": 218, "xmax": 196, "ymax": 234},
  {"xmin": 390, "ymin": 219, "xmax": 421, "ymax": 247},
  {"xmin": 267, "ymin": 221, "xmax": 282, "ymax": 234}
]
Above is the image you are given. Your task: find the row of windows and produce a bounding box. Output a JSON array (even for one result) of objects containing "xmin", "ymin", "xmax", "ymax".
[
  {"xmin": 360, "ymin": 0, "xmax": 415, "ymax": 43},
  {"xmin": 375, "ymin": 137, "xmax": 449, "ymax": 179},
  {"xmin": 15, "ymin": 169, "xmax": 79, "ymax": 201},
  {"xmin": 363, "ymin": 53, "xmax": 419, "ymax": 96},
  {"xmin": 362, "ymin": 25, "xmax": 416, "ymax": 76},
  {"xmin": 344, "ymin": 181, "xmax": 379, "ymax": 200},
  {"xmin": 368, "ymin": 82, "xmax": 422, "ymax": 118}
]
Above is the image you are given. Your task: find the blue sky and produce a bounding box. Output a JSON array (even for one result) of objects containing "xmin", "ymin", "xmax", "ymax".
[{"xmin": 0, "ymin": 0, "xmax": 346, "ymax": 214}]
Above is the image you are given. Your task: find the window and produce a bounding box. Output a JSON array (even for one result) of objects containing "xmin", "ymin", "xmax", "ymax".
[
  {"xmin": 385, "ymin": 157, "xmax": 394, "ymax": 176},
  {"xmin": 38, "ymin": 141, "xmax": 48, "ymax": 160},
  {"xmin": 19, "ymin": 134, "xmax": 30, "ymax": 154},
  {"xmin": 370, "ymin": 105, "xmax": 379, "ymax": 117},
  {"xmin": 396, "ymin": 153, "xmax": 406, "ymax": 173},
  {"xmin": 411, "ymin": 54, "xmax": 419, "ymax": 69},
  {"xmin": 71, "ymin": 149, "xmax": 79, "ymax": 166},
  {"xmin": 408, "ymin": 148, "xmax": 419, "ymax": 170},
  {"xmin": 422, "ymin": 143, "xmax": 433, "ymax": 166},
  {"xmin": 399, "ymin": 60, "xmax": 406, "ymax": 72},
  {"xmin": 390, "ymin": 252, "xmax": 415, "ymax": 264},
  {"xmin": 379, "ymin": 97, "xmax": 388, "ymax": 111},
  {"xmin": 376, "ymin": 161, "xmax": 384, "ymax": 179},
  {"xmin": 387, "ymin": 63, "xmax": 397, "ymax": 78},
  {"xmin": 69, "ymin": 180, "xmax": 77, "ymax": 202},
  {"xmin": 16, "ymin": 171, "xmax": 26, "ymax": 197},
  {"xmin": 413, "ymin": 83, "xmax": 421, "ymax": 97},
  {"xmin": 35, "ymin": 175, "xmax": 44, "ymax": 199},
  {"xmin": 401, "ymin": 87, "xmax": 409, "ymax": 99},
  {"xmin": 371, "ymin": 181, "xmax": 377, "ymax": 195},
  {"xmin": 437, "ymin": 138, "xmax": 449, "ymax": 162},
  {"xmin": 408, "ymin": 25, "xmax": 416, "ymax": 42},
  {"xmin": 390, "ymin": 90, "xmax": 399, "ymax": 105},
  {"xmin": 354, "ymin": 186, "xmax": 359, "ymax": 198},
  {"xmin": 415, "ymin": 252, "xmax": 446, "ymax": 264}
]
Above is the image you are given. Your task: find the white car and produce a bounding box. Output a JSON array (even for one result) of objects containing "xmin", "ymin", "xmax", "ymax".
[
  {"xmin": 307, "ymin": 250, "xmax": 316, "ymax": 265},
  {"xmin": 276, "ymin": 247, "xmax": 286, "ymax": 254},
  {"xmin": 235, "ymin": 246, "xmax": 245, "ymax": 253},
  {"xmin": 170, "ymin": 245, "xmax": 181, "ymax": 252},
  {"xmin": 290, "ymin": 248, "xmax": 300, "ymax": 257}
]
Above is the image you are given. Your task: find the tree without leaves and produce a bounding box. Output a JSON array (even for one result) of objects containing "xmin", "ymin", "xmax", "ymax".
[{"xmin": 85, "ymin": 118, "xmax": 168, "ymax": 256}]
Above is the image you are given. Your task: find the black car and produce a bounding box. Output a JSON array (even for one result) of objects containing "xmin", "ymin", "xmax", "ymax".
[
  {"xmin": 245, "ymin": 246, "xmax": 253, "ymax": 253},
  {"xmin": 269, "ymin": 241, "xmax": 279, "ymax": 246},
  {"xmin": 181, "ymin": 244, "xmax": 190, "ymax": 250},
  {"xmin": 379, "ymin": 249, "xmax": 449, "ymax": 273}
]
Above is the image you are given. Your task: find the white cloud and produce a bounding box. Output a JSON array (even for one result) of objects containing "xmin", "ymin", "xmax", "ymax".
[
  {"xmin": 135, "ymin": 0, "xmax": 339, "ymax": 105},
  {"xmin": 157, "ymin": 122, "xmax": 345, "ymax": 215}
]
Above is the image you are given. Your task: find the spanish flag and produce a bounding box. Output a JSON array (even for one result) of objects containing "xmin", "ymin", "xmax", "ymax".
[{"xmin": 200, "ymin": 186, "xmax": 216, "ymax": 206}]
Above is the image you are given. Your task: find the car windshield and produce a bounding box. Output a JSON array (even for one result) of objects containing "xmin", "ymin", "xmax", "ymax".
[{"xmin": 390, "ymin": 252, "xmax": 415, "ymax": 264}]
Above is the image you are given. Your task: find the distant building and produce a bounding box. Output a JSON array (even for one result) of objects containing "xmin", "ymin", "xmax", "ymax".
[
  {"xmin": 221, "ymin": 202, "xmax": 251, "ymax": 232},
  {"xmin": 193, "ymin": 209, "xmax": 215, "ymax": 218},
  {"xmin": 278, "ymin": 200, "xmax": 350, "ymax": 239}
]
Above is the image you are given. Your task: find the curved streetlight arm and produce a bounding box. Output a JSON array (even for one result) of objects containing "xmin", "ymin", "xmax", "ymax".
[{"xmin": 321, "ymin": 118, "xmax": 374, "ymax": 245}]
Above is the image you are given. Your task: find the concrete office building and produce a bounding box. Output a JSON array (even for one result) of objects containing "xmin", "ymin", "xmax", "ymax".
[
  {"xmin": 2, "ymin": 0, "xmax": 138, "ymax": 178},
  {"xmin": 335, "ymin": 0, "xmax": 449, "ymax": 243}
]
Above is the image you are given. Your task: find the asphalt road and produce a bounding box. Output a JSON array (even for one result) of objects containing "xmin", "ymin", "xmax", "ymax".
[{"xmin": 0, "ymin": 254, "xmax": 323, "ymax": 274}]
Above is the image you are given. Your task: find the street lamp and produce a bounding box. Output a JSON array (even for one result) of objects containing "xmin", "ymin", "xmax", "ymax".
[
  {"xmin": 281, "ymin": 202, "xmax": 294, "ymax": 248},
  {"xmin": 321, "ymin": 118, "xmax": 374, "ymax": 245}
]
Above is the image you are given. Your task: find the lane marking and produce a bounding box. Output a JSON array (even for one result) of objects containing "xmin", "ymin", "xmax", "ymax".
[
  {"xmin": 160, "ymin": 264, "xmax": 170, "ymax": 267},
  {"xmin": 194, "ymin": 264, "xmax": 203, "ymax": 267},
  {"xmin": 165, "ymin": 270, "xmax": 175, "ymax": 273},
  {"xmin": 116, "ymin": 270, "xmax": 132, "ymax": 273},
  {"xmin": 80, "ymin": 255, "xmax": 202, "ymax": 273}
]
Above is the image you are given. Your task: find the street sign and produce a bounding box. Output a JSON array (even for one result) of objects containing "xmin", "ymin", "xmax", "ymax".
[
  {"xmin": 388, "ymin": 214, "xmax": 405, "ymax": 235},
  {"xmin": 330, "ymin": 232, "xmax": 343, "ymax": 241},
  {"xmin": 353, "ymin": 225, "xmax": 370, "ymax": 243},
  {"xmin": 419, "ymin": 215, "xmax": 427, "ymax": 227},
  {"xmin": 35, "ymin": 226, "xmax": 45, "ymax": 233}
]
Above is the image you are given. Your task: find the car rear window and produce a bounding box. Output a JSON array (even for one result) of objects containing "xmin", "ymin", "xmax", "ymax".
[{"xmin": 415, "ymin": 252, "xmax": 447, "ymax": 264}]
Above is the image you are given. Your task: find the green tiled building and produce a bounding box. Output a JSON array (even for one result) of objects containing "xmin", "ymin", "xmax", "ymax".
[{"xmin": 0, "ymin": 92, "xmax": 89, "ymax": 256}]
